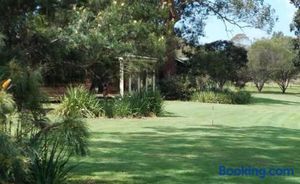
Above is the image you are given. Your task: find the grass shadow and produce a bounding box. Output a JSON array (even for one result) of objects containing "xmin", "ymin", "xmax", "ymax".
[
  {"xmin": 251, "ymin": 96, "xmax": 300, "ymax": 105},
  {"xmin": 161, "ymin": 111, "xmax": 183, "ymax": 118},
  {"xmin": 70, "ymin": 126, "xmax": 300, "ymax": 184}
]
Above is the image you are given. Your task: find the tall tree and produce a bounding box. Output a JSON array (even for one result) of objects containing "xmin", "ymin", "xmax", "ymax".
[
  {"xmin": 161, "ymin": 0, "xmax": 276, "ymax": 77},
  {"xmin": 248, "ymin": 36, "xmax": 298, "ymax": 93},
  {"xmin": 172, "ymin": 0, "xmax": 276, "ymax": 45},
  {"xmin": 0, "ymin": 0, "xmax": 168, "ymax": 85},
  {"xmin": 271, "ymin": 34, "xmax": 298, "ymax": 93},
  {"xmin": 248, "ymin": 39, "xmax": 276, "ymax": 92},
  {"xmin": 189, "ymin": 40, "xmax": 248, "ymax": 90}
]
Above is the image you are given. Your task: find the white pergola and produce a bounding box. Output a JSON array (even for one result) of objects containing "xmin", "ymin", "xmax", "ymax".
[{"xmin": 118, "ymin": 55, "xmax": 157, "ymax": 97}]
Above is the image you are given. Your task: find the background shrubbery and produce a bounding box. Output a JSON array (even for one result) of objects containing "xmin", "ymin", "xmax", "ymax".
[
  {"xmin": 159, "ymin": 76, "xmax": 196, "ymax": 100},
  {"xmin": 191, "ymin": 89, "xmax": 252, "ymax": 104}
]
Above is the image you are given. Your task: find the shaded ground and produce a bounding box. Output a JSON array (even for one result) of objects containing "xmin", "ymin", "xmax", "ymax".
[{"xmin": 70, "ymin": 86, "xmax": 300, "ymax": 184}]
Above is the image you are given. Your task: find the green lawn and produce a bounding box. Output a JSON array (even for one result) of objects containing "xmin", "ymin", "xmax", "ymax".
[{"xmin": 70, "ymin": 85, "xmax": 300, "ymax": 184}]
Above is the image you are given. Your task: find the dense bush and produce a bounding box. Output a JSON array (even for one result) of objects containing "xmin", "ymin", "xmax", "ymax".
[
  {"xmin": 7, "ymin": 61, "xmax": 46, "ymax": 113},
  {"xmin": 56, "ymin": 86, "xmax": 103, "ymax": 118},
  {"xmin": 159, "ymin": 76, "xmax": 195, "ymax": 100},
  {"xmin": 0, "ymin": 90, "xmax": 89, "ymax": 184},
  {"xmin": 126, "ymin": 90, "xmax": 164, "ymax": 117},
  {"xmin": 191, "ymin": 90, "xmax": 251, "ymax": 104},
  {"xmin": 231, "ymin": 91, "xmax": 252, "ymax": 104},
  {"xmin": 191, "ymin": 91, "xmax": 232, "ymax": 104},
  {"xmin": 111, "ymin": 98, "xmax": 132, "ymax": 118},
  {"xmin": 100, "ymin": 90, "xmax": 164, "ymax": 118}
]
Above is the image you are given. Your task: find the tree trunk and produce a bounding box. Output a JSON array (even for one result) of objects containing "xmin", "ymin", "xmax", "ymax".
[
  {"xmin": 219, "ymin": 82, "xmax": 225, "ymax": 90},
  {"xmin": 278, "ymin": 78, "xmax": 290, "ymax": 94},
  {"xmin": 161, "ymin": 0, "xmax": 179, "ymax": 78},
  {"xmin": 255, "ymin": 82, "xmax": 264, "ymax": 93}
]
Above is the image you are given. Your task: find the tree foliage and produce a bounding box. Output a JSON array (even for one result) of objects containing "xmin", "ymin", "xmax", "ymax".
[
  {"xmin": 0, "ymin": 0, "xmax": 168, "ymax": 85},
  {"xmin": 189, "ymin": 40, "xmax": 248, "ymax": 89},
  {"xmin": 173, "ymin": 0, "xmax": 276, "ymax": 45},
  {"xmin": 248, "ymin": 35, "xmax": 298, "ymax": 93},
  {"xmin": 271, "ymin": 35, "xmax": 298, "ymax": 93}
]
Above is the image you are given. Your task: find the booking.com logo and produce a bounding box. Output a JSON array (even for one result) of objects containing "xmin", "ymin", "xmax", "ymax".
[{"xmin": 219, "ymin": 164, "xmax": 295, "ymax": 179}]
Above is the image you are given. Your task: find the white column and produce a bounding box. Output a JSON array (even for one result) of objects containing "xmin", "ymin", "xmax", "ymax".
[
  {"xmin": 152, "ymin": 70, "xmax": 156, "ymax": 92},
  {"xmin": 119, "ymin": 58, "xmax": 124, "ymax": 97},
  {"xmin": 129, "ymin": 74, "xmax": 132, "ymax": 94},
  {"xmin": 145, "ymin": 72, "xmax": 149, "ymax": 91},
  {"xmin": 137, "ymin": 74, "xmax": 141, "ymax": 92}
]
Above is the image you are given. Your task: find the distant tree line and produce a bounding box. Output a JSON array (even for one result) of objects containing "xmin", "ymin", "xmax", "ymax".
[{"xmin": 161, "ymin": 33, "xmax": 299, "ymax": 100}]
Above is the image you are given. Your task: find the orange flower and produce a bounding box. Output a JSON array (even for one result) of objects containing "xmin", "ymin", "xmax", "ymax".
[{"xmin": 2, "ymin": 79, "xmax": 11, "ymax": 90}]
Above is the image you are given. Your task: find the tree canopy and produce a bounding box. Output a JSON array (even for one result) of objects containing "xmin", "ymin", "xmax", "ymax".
[
  {"xmin": 248, "ymin": 35, "xmax": 298, "ymax": 93},
  {"xmin": 189, "ymin": 40, "xmax": 248, "ymax": 89},
  {"xmin": 0, "ymin": 0, "xmax": 168, "ymax": 84},
  {"xmin": 173, "ymin": 0, "xmax": 276, "ymax": 45}
]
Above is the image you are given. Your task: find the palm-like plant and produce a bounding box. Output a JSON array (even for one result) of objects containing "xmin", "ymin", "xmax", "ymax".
[
  {"xmin": 0, "ymin": 86, "xmax": 89, "ymax": 184},
  {"xmin": 56, "ymin": 86, "xmax": 103, "ymax": 118}
]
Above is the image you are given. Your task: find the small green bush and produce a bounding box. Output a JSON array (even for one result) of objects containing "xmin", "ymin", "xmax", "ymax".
[
  {"xmin": 0, "ymin": 133, "xmax": 28, "ymax": 183},
  {"xmin": 231, "ymin": 91, "xmax": 252, "ymax": 104},
  {"xmin": 127, "ymin": 90, "xmax": 164, "ymax": 117},
  {"xmin": 100, "ymin": 90, "xmax": 164, "ymax": 118},
  {"xmin": 191, "ymin": 91, "xmax": 232, "ymax": 104},
  {"xmin": 191, "ymin": 90, "xmax": 251, "ymax": 104},
  {"xmin": 111, "ymin": 98, "xmax": 132, "ymax": 118},
  {"xmin": 56, "ymin": 86, "xmax": 103, "ymax": 118}
]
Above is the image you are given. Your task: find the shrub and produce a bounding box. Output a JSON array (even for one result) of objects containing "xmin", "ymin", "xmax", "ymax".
[
  {"xmin": 231, "ymin": 91, "xmax": 252, "ymax": 104},
  {"xmin": 30, "ymin": 117, "xmax": 89, "ymax": 184},
  {"xmin": 111, "ymin": 98, "xmax": 132, "ymax": 118},
  {"xmin": 8, "ymin": 61, "xmax": 45, "ymax": 113},
  {"xmin": 56, "ymin": 86, "xmax": 103, "ymax": 118},
  {"xmin": 0, "ymin": 91, "xmax": 15, "ymax": 114},
  {"xmin": 0, "ymin": 91, "xmax": 15, "ymax": 133},
  {"xmin": 0, "ymin": 133, "xmax": 28, "ymax": 183},
  {"xmin": 126, "ymin": 90, "xmax": 164, "ymax": 117},
  {"xmin": 191, "ymin": 90, "xmax": 251, "ymax": 104},
  {"xmin": 30, "ymin": 137, "xmax": 73, "ymax": 184},
  {"xmin": 191, "ymin": 91, "xmax": 232, "ymax": 104},
  {"xmin": 159, "ymin": 75, "xmax": 195, "ymax": 100},
  {"xmin": 100, "ymin": 90, "xmax": 164, "ymax": 118}
]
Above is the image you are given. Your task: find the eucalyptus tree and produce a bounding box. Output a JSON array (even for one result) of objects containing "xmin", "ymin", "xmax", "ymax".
[
  {"xmin": 248, "ymin": 39, "xmax": 277, "ymax": 92},
  {"xmin": 248, "ymin": 36, "xmax": 298, "ymax": 93},
  {"xmin": 189, "ymin": 40, "xmax": 248, "ymax": 90},
  {"xmin": 170, "ymin": 0, "xmax": 276, "ymax": 45},
  {"xmin": 270, "ymin": 35, "xmax": 298, "ymax": 94},
  {"xmin": 159, "ymin": 0, "xmax": 276, "ymax": 77}
]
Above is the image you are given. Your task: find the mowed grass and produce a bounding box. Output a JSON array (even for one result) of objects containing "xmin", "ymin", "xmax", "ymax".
[{"xmin": 70, "ymin": 85, "xmax": 300, "ymax": 184}]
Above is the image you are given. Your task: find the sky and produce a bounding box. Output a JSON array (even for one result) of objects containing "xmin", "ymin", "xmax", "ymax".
[{"xmin": 201, "ymin": 0, "xmax": 297, "ymax": 44}]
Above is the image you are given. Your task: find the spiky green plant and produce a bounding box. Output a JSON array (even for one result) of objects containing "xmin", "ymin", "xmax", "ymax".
[
  {"xmin": 30, "ymin": 137, "xmax": 73, "ymax": 184},
  {"xmin": 29, "ymin": 116, "xmax": 89, "ymax": 184},
  {"xmin": 126, "ymin": 90, "xmax": 164, "ymax": 117},
  {"xmin": 56, "ymin": 86, "xmax": 103, "ymax": 118}
]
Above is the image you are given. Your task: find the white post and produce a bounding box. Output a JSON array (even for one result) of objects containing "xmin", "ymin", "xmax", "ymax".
[
  {"xmin": 145, "ymin": 72, "xmax": 149, "ymax": 91},
  {"xmin": 129, "ymin": 74, "xmax": 132, "ymax": 94},
  {"xmin": 152, "ymin": 70, "xmax": 156, "ymax": 92},
  {"xmin": 137, "ymin": 74, "xmax": 141, "ymax": 92},
  {"xmin": 119, "ymin": 58, "xmax": 124, "ymax": 97}
]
